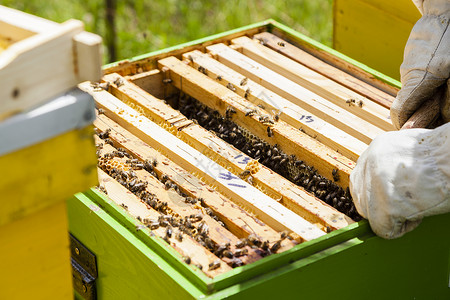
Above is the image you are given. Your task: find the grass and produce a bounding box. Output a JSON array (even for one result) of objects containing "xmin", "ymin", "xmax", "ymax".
[{"xmin": 3, "ymin": 0, "xmax": 332, "ymax": 63}]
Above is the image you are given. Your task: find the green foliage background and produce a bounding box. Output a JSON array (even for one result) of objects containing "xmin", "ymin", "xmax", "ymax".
[{"xmin": 3, "ymin": 0, "xmax": 332, "ymax": 63}]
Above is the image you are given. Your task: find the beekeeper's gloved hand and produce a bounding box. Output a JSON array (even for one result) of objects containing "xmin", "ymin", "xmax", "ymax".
[
  {"xmin": 390, "ymin": 0, "xmax": 450, "ymax": 129},
  {"xmin": 350, "ymin": 122, "xmax": 450, "ymax": 239}
]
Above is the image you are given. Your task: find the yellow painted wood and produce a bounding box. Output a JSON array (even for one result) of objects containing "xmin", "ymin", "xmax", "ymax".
[
  {"xmin": 0, "ymin": 126, "xmax": 98, "ymax": 227},
  {"xmin": 333, "ymin": 0, "xmax": 421, "ymax": 80},
  {"xmin": 0, "ymin": 201, "xmax": 72, "ymax": 299}
]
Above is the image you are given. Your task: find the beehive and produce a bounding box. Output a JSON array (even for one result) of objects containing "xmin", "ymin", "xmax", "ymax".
[{"xmin": 70, "ymin": 20, "xmax": 450, "ymax": 299}]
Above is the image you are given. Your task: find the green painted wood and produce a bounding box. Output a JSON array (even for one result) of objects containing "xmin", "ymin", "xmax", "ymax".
[
  {"xmin": 67, "ymin": 192, "xmax": 205, "ymax": 299},
  {"xmin": 84, "ymin": 188, "xmax": 213, "ymax": 291},
  {"xmin": 103, "ymin": 20, "xmax": 272, "ymax": 70},
  {"xmin": 206, "ymin": 212, "xmax": 450, "ymax": 299},
  {"xmin": 82, "ymin": 187, "xmax": 371, "ymax": 294}
]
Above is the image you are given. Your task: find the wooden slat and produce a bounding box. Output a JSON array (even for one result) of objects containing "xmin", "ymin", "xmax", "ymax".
[
  {"xmin": 157, "ymin": 56, "xmax": 355, "ymax": 189},
  {"xmin": 97, "ymin": 169, "xmax": 228, "ymax": 277},
  {"xmin": 271, "ymin": 28, "xmax": 400, "ymax": 98},
  {"xmin": 96, "ymin": 140, "xmax": 260, "ymax": 266},
  {"xmin": 94, "ymin": 113, "xmax": 296, "ymax": 251},
  {"xmin": 206, "ymin": 43, "xmax": 384, "ymax": 144},
  {"xmin": 126, "ymin": 69, "xmax": 177, "ymax": 99},
  {"xmin": 104, "ymin": 73, "xmax": 353, "ymax": 230},
  {"xmin": 231, "ymin": 36, "xmax": 394, "ymax": 131},
  {"xmin": 81, "ymin": 82, "xmax": 325, "ymax": 242},
  {"xmin": 182, "ymin": 49, "xmax": 366, "ymax": 161},
  {"xmin": 253, "ymin": 32, "xmax": 397, "ymax": 107}
]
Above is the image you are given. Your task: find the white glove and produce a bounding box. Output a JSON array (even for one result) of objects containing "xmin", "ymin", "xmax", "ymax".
[
  {"xmin": 390, "ymin": 0, "xmax": 450, "ymax": 129},
  {"xmin": 349, "ymin": 122, "xmax": 450, "ymax": 239}
]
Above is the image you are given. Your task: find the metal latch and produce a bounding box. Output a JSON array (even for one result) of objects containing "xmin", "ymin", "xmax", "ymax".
[{"xmin": 70, "ymin": 233, "xmax": 98, "ymax": 300}]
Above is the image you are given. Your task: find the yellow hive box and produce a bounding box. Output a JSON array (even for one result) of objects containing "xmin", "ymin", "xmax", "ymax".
[{"xmin": 0, "ymin": 6, "xmax": 101, "ymax": 299}]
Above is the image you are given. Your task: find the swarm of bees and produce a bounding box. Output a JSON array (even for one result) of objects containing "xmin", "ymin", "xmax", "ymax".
[
  {"xmin": 95, "ymin": 131, "xmax": 299, "ymax": 272},
  {"xmin": 169, "ymin": 94, "xmax": 361, "ymax": 221}
]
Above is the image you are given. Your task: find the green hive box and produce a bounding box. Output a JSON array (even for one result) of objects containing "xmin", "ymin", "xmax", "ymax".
[{"xmin": 68, "ymin": 20, "xmax": 450, "ymax": 299}]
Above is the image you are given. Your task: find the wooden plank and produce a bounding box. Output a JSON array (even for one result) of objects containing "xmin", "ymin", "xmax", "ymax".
[
  {"xmin": 73, "ymin": 31, "xmax": 103, "ymax": 82},
  {"xmin": 126, "ymin": 69, "xmax": 177, "ymax": 99},
  {"xmin": 157, "ymin": 56, "xmax": 355, "ymax": 189},
  {"xmin": 0, "ymin": 18, "xmax": 101, "ymax": 120},
  {"xmin": 104, "ymin": 73, "xmax": 353, "ymax": 230},
  {"xmin": 231, "ymin": 36, "xmax": 394, "ymax": 131},
  {"xmin": 206, "ymin": 43, "xmax": 384, "ymax": 144},
  {"xmin": 270, "ymin": 27, "xmax": 401, "ymax": 97},
  {"xmin": 97, "ymin": 169, "xmax": 227, "ymax": 277},
  {"xmin": 81, "ymin": 82, "xmax": 325, "ymax": 241},
  {"xmin": 253, "ymin": 32, "xmax": 397, "ymax": 108},
  {"xmin": 96, "ymin": 140, "xmax": 255, "ymax": 267},
  {"xmin": 94, "ymin": 113, "xmax": 296, "ymax": 250},
  {"xmin": 182, "ymin": 50, "xmax": 367, "ymax": 161}
]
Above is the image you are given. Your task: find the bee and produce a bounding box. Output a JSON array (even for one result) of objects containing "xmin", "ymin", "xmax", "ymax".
[
  {"xmin": 270, "ymin": 240, "xmax": 282, "ymax": 253},
  {"xmin": 235, "ymin": 238, "xmax": 246, "ymax": 248},
  {"xmin": 183, "ymin": 256, "xmax": 191, "ymax": 264},
  {"xmin": 267, "ymin": 126, "xmax": 273, "ymax": 137},
  {"xmin": 247, "ymin": 234, "xmax": 262, "ymax": 247},
  {"xmin": 230, "ymin": 257, "xmax": 244, "ymax": 268},
  {"xmin": 332, "ymin": 169, "xmax": 340, "ymax": 182},
  {"xmin": 188, "ymin": 55, "xmax": 194, "ymax": 63},
  {"xmin": 245, "ymin": 108, "xmax": 257, "ymax": 116},
  {"xmin": 208, "ymin": 260, "xmax": 221, "ymax": 271},
  {"xmin": 176, "ymin": 231, "xmax": 183, "ymax": 242},
  {"xmin": 152, "ymin": 158, "xmax": 158, "ymax": 167},
  {"xmin": 244, "ymin": 88, "xmax": 251, "ymax": 99},
  {"xmin": 277, "ymin": 41, "xmax": 285, "ymax": 47},
  {"xmin": 257, "ymin": 37, "xmax": 267, "ymax": 45},
  {"xmin": 273, "ymin": 110, "xmax": 282, "ymax": 122},
  {"xmin": 113, "ymin": 77, "xmax": 124, "ymax": 87},
  {"xmin": 257, "ymin": 104, "xmax": 265, "ymax": 109},
  {"xmin": 148, "ymin": 221, "xmax": 160, "ymax": 230},
  {"xmin": 198, "ymin": 221, "xmax": 209, "ymax": 236},
  {"xmin": 280, "ymin": 230, "xmax": 289, "ymax": 240},
  {"xmin": 247, "ymin": 176, "xmax": 254, "ymax": 185},
  {"xmin": 326, "ymin": 226, "xmax": 332, "ymax": 233},
  {"xmin": 216, "ymin": 75, "xmax": 223, "ymax": 81},
  {"xmin": 162, "ymin": 78, "xmax": 173, "ymax": 84},
  {"xmin": 226, "ymin": 83, "xmax": 236, "ymax": 92},
  {"xmin": 161, "ymin": 174, "xmax": 169, "ymax": 183},
  {"xmin": 234, "ymin": 248, "xmax": 248, "ymax": 257},
  {"xmin": 240, "ymin": 77, "xmax": 248, "ymax": 86},
  {"xmin": 98, "ymin": 108, "xmax": 105, "ymax": 115},
  {"xmin": 120, "ymin": 203, "xmax": 128, "ymax": 210},
  {"xmin": 190, "ymin": 213, "xmax": 203, "ymax": 222},
  {"xmin": 358, "ymin": 100, "xmax": 364, "ymax": 108},
  {"xmin": 194, "ymin": 264, "xmax": 203, "ymax": 270},
  {"xmin": 261, "ymin": 240, "xmax": 270, "ymax": 251},
  {"xmin": 225, "ymin": 106, "xmax": 237, "ymax": 119},
  {"xmin": 166, "ymin": 226, "xmax": 173, "ymax": 238},
  {"xmin": 222, "ymin": 250, "xmax": 234, "ymax": 258},
  {"xmin": 198, "ymin": 66, "xmax": 208, "ymax": 75},
  {"xmin": 239, "ymin": 169, "xmax": 251, "ymax": 178},
  {"xmin": 346, "ymin": 99, "xmax": 356, "ymax": 106}
]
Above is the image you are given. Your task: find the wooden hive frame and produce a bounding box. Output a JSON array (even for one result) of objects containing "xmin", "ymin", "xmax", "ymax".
[{"xmin": 76, "ymin": 19, "xmax": 401, "ymax": 294}]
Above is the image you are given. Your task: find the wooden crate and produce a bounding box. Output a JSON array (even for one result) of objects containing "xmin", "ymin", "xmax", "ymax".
[
  {"xmin": 0, "ymin": 5, "xmax": 102, "ymax": 121},
  {"xmin": 70, "ymin": 20, "xmax": 450, "ymax": 299},
  {"xmin": 0, "ymin": 6, "xmax": 101, "ymax": 299}
]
